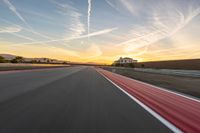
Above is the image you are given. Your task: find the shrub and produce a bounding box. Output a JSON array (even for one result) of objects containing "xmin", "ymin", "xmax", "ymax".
[
  {"xmin": 0, "ymin": 56, "xmax": 5, "ymax": 63},
  {"xmin": 128, "ymin": 63, "xmax": 135, "ymax": 68},
  {"xmin": 141, "ymin": 64, "xmax": 145, "ymax": 68},
  {"xmin": 11, "ymin": 56, "xmax": 24, "ymax": 63}
]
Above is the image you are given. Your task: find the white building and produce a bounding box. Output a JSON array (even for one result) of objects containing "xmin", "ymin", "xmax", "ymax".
[{"xmin": 114, "ymin": 57, "xmax": 137, "ymax": 64}]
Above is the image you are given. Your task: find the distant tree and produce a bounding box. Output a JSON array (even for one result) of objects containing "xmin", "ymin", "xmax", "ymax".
[
  {"xmin": 31, "ymin": 60, "xmax": 37, "ymax": 63},
  {"xmin": 16, "ymin": 56, "xmax": 24, "ymax": 63},
  {"xmin": 128, "ymin": 63, "xmax": 135, "ymax": 68},
  {"xmin": 11, "ymin": 59, "xmax": 17, "ymax": 63},
  {"xmin": 0, "ymin": 56, "xmax": 5, "ymax": 63},
  {"xmin": 115, "ymin": 63, "xmax": 121, "ymax": 67},
  {"xmin": 113, "ymin": 63, "xmax": 124, "ymax": 67},
  {"xmin": 141, "ymin": 64, "xmax": 145, "ymax": 68},
  {"xmin": 11, "ymin": 56, "xmax": 24, "ymax": 63}
]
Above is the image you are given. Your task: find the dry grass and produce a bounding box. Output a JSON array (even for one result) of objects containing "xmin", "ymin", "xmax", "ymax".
[{"xmin": 136, "ymin": 59, "xmax": 200, "ymax": 70}]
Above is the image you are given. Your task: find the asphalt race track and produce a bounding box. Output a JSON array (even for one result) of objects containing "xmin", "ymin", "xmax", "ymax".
[{"xmin": 0, "ymin": 66, "xmax": 194, "ymax": 133}]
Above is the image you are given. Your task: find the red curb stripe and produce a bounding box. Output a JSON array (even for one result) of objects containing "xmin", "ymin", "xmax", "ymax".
[{"xmin": 98, "ymin": 69, "xmax": 200, "ymax": 133}]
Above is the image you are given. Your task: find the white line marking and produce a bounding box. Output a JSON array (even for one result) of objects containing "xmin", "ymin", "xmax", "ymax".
[{"xmin": 97, "ymin": 70, "xmax": 183, "ymax": 133}]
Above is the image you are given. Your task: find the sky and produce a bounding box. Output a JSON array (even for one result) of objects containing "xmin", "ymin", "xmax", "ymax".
[{"xmin": 0, "ymin": 0, "xmax": 200, "ymax": 64}]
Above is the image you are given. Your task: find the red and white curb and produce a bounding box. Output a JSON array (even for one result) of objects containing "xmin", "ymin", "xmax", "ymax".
[{"xmin": 97, "ymin": 68, "xmax": 200, "ymax": 133}]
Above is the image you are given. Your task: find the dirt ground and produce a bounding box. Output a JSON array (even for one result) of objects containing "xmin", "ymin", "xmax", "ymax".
[
  {"xmin": 136, "ymin": 59, "xmax": 200, "ymax": 70},
  {"xmin": 102, "ymin": 67, "xmax": 200, "ymax": 99},
  {"xmin": 0, "ymin": 63, "xmax": 69, "ymax": 71}
]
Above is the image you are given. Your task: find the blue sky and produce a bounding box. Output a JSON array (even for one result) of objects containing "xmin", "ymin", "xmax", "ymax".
[{"xmin": 0, "ymin": 0, "xmax": 200, "ymax": 63}]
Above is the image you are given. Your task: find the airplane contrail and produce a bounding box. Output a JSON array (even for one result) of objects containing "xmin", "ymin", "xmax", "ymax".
[
  {"xmin": 117, "ymin": 3, "xmax": 200, "ymax": 55},
  {"xmin": 3, "ymin": 0, "xmax": 31, "ymax": 28},
  {"xmin": 0, "ymin": 26, "xmax": 35, "ymax": 41},
  {"xmin": 87, "ymin": 0, "xmax": 92, "ymax": 41},
  {"xmin": 2, "ymin": 0, "xmax": 55, "ymax": 41},
  {"xmin": 13, "ymin": 27, "xmax": 117, "ymax": 45},
  {"xmin": 3, "ymin": 0, "xmax": 25, "ymax": 23}
]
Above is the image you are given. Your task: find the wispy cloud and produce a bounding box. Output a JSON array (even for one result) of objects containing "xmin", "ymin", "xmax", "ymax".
[
  {"xmin": 0, "ymin": 25, "xmax": 36, "ymax": 41},
  {"xmin": 9, "ymin": 33, "xmax": 36, "ymax": 41},
  {"xmin": 116, "ymin": 1, "xmax": 200, "ymax": 56},
  {"xmin": 0, "ymin": 18, "xmax": 79, "ymax": 52},
  {"xmin": 3, "ymin": 0, "xmax": 30, "ymax": 27},
  {"xmin": 68, "ymin": 11, "xmax": 85, "ymax": 37},
  {"xmin": 54, "ymin": 1, "xmax": 86, "ymax": 38},
  {"xmin": 0, "ymin": 18, "xmax": 53, "ymax": 42},
  {"xmin": 2, "ymin": 0, "xmax": 57, "ymax": 41},
  {"xmin": 13, "ymin": 27, "xmax": 117, "ymax": 45},
  {"xmin": 0, "ymin": 26, "xmax": 21, "ymax": 33},
  {"xmin": 18, "ymin": 9, "xmax": 54, "ymax": 21},
  {"xmin": 88, "ymin": 0, "xmax": 92, "ymax": 35},
  {"xmin": 87, "ymin": 27, "xmax": 117, "ymax": 37},
  {"xmin": 106, "ymin": 0, "xmax": 137, "ymax": 15},
  {"xmin": 105, "ymin": 0, "xmax": 119, "ymax": 12},
  {"xmin": 1, "ymin": 0, "xmax": 200, "ymax": 62},
  {"xmin": 119, "ymin": 0, "xmax": 136, "ymax": 14},
  {"xmin": 3, "ymin": 0, "xmax": 24, "ymax": 22}
]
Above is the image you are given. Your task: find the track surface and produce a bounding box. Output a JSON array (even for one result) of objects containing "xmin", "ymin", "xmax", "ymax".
[
  {"xmin": 98, "ymin": 69, "xmax": 200, "ymax": 133},
  {"xmin": 0, "ymin": 66, "xmax": 172, "ymax": 133}
]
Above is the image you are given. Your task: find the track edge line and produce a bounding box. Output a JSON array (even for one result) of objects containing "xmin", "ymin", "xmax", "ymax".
[{"xmin": 96, "ymin": 69, "xmax": 183, "ymax": 133}]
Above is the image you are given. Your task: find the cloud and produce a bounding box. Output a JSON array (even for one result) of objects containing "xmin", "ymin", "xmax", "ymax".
[
  {"xmin": 54, "ymin": 1, "xmax": 86, "ymax": 38},
  {"xmin": 13, "ymin": 27, "xmax": 117, "ymax": 45},
  {"xmin": 0, "ymin": 26, "xmax": 21, "ymax": 33},
  {"xmin": 86, "ymin": 27, "xmax": 117, "ymax": 37},
  {"xmin": 10, "ymin": 33, "xmax": 36, "ymax": 41},
  {"xmin": 3, "ymin": 0, "xmax": 58, "ymax": 41},
  {"xmin": 119, "ymin": 0, "xmax": 136, "ymax": 14},
  {"xmin": 0, "ymin": 18, "xmax": 52, "ymax": 42},
  {"xmin": 18, "ymin": 9, "xmax": 54, "ymax": 21},
  {"xmin": 0, "ymin": 18, "xmax": 78, "ymax": 52},
  {"xmin": 88, "ymin": 0, "xmax": 92, "ymax": 35},
  {"xmin": 3, "ymin": 1, "xmax": 52, "ymax": 40},
  {"xmin": 69, "ymin": 12, "xmax": 85, "ymax": 37},
  {"xmin": 106, "ymin": 0, "xmax": 137, "ymax": 15},
  {"xmin": 105, "ymin": 0, "xmax": 120, "ymax": 12},
  {"xmin": 3, "ymin": 0, "xmax": 29, "ymax": 26},
  {"xmin": 116, "ymin": 1, "xmax": 200, "ymax": 56},
  {"xmin": 0, "ymin": 26, "xmax": 35, "ymax": 41}
]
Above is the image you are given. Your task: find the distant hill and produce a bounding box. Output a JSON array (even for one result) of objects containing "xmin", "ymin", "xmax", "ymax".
[
  {"xmin": 0, "ymin": 54, "xmax": 16, "ymax": 60},
  {"xmin": 0, "ymin": 54, "xmax": 67, "ymax": 64}
]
